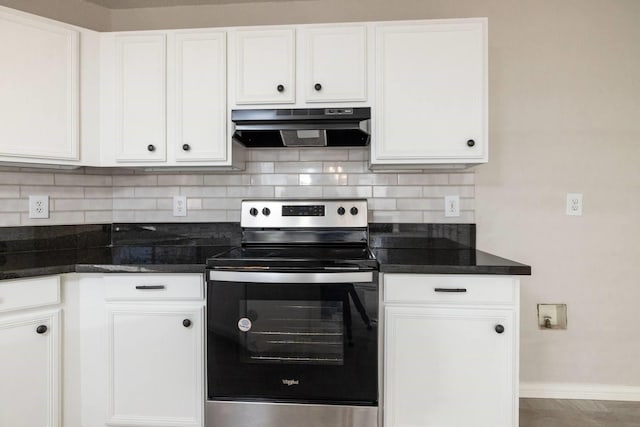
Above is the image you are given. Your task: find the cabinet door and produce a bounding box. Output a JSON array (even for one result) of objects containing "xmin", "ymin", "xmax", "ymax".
[
  {"xmin": 174, "ymin": 31, "xmax": 227, "ymax": 162},
  {"xmin": 300, "ymin": 25, "xmax": 367, "ymax": 103},
  {"xmin": 234, "ymin": 29, "xmax": 295, "ymax": 104},
  {"xmin": 115, "ymin": 34, "xmax": 166, "ymax": 162},
  {"xmin": 0, "ymin": 310, "xmax": 60, "ymax": 427},
  {"xmin": 384, "ymin": 306, "xmax": 515, "ymax": 427},
  {"xmin": 106, "ymin": 304, "xmax": 203, "ymax": 427},
  {"xmin": 373, "ymin": 20, "xmax": 487, "ymax": 165},
  {"xmin": 0, "ymin": 10, "xmax": 78, "ymax": 160}
]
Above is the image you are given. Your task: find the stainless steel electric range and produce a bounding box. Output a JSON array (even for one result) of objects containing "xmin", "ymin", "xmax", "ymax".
[{"xmin": 205, "ymin": 199, "xmax": 379, "ymax": 427}]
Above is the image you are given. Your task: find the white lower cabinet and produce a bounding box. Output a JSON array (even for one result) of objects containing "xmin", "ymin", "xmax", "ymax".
[
  {"xmin": 0, "ymin": 276, "xmax": 61, "ymax": 427},
  {"xmin": 383, "ymin": 274, "xmax": 520, "ymax": 427},
  {"xmin": 102, "ymin": 274, "xmax": 205, "ymax": 427},
  {"xmin": 106, "ymin": 304, "xmax": 204, "ymax": 427}
]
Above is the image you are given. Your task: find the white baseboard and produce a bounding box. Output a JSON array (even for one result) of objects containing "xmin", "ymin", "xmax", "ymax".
[{"xmin": 520, "ymin": 382, "xmax": 640, "ymax": 401}]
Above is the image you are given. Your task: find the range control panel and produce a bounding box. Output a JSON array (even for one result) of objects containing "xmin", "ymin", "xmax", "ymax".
[{"xmin": 241, "ymin": 199, "xmax": 368, "ymax": 228}]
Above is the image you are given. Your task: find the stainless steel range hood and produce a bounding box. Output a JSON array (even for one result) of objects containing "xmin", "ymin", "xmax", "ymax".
[{"xmin": 231, "ymin": 107, "xmax": 371, "ymax": 147}]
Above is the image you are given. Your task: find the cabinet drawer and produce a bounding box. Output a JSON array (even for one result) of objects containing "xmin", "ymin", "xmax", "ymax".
[
  {"xmin": 384, "ymin": 274, "xmax": 515, "ymax": 305},
  {"xmin": 104, "ymin": 274, "xmax": 203, "ymax": 301},
  {"xmin": 0, "ymin": 276, "xmax": 60, "ymax": 313}
]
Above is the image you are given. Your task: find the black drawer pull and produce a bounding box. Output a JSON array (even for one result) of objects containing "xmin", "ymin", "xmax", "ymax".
[
  {"xmin": 434, "ymin": 288, "xmax": 467, "ymax": 293},
  {"xmin": 183, "ymin": 319, "xmax": 192, "ymax": 328},
  {"xmin": 36, "ymin": 325, "xmax": 48, "ymax": 334},
  {"xmin": 135, "ymin": 285, "xmax": 166, "ymax": 290}
]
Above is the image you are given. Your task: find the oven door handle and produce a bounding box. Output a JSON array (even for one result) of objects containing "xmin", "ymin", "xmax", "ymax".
[{"xmin": 209, "ymin": 270, "xmax": 374, "ymax": 283}]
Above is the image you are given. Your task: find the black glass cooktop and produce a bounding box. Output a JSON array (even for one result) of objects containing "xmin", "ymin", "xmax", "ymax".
[{"xmin": 207, "ymin": 245, "xmax": 378, "ymax": 271}]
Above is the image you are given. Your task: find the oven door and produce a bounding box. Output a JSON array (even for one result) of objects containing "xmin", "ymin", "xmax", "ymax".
[{"xmin": 207, "ymin": 270, "xmax": 378, "ymax": 405}]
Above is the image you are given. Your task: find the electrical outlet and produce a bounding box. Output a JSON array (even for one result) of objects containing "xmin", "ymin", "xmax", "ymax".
[
  {"xmin": 537, "ymin": 304, "xmax": 568, "ymax": 329},
  {"xmin": 444, "ymin": 195, "xmax": 460, "ymax": 217},
  {"xmin": 566, "ymin": 193, "xmax": 583, "ymax": 216},
  {"xmin": 173, "ymin": 196, "xmax": 187, "ymax": 217},
  {"xmin": 29, "ymin": 195, "xmax": 49, "ymax": 219}
]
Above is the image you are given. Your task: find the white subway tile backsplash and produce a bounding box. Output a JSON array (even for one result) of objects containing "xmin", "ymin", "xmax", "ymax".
[
  {"xmin": 113, "ymin": 198, "xmax": 156, "ymax": 210},
  {"xmin": 0, "ymin": 199, "xmax": 26, "ymax": 212},
  {"xmin": 275, "ymin": 162, "xmax": 323, "ymax": 174},
  {"xmin": 373, "ymin": 186, "xmax": 422, "ymax": 198},
  {"xmin": 250, "ymin": 174, "xmax": 298, "ymax": 186},
  {"xmin": 0, "ymin": 213, "xmax": 20, "ymax": 226},
  {"xmin": 113, "ymin": 175, "xmax": 158, "ymax": 186},
  {"xmin": 157, "ymin": 174, "xmax": 204, "ymax": 186},
  {"xmin": 322, "ymin": 186, "xmax": 372, "ymax": 198},
  {"xmin": 0, "ymin": 148, "xmax": 476, "ymax": 226},
  {"xmin": 274, "ymin": 186, "xmax": 323, "ymax": 198},
  {"xmin": 134, "ymin": 186, "xmax": 180, "ymax": 198},
  {"xmin": 398, "ymin": 173, "xmax": 449, "ymax": 186},
  {"xmin": 204, "ymin": 174, "xmax": 250, "ymax": 186},
  {"xmin": 299, "ymin": 174, "xmax": 348, "ymax": 186},
  {"xmin": 0, "ymin": 172, "xmax": 54, "ymax": 185},
  {"xmin": 323, "ymin": 162, "xmax": 366, "ymax": 174},
  {"xmin": 20, "ymin": 186, "xmax": 84, "ymax": 198},
  {"xmin": 448, "ymin": 172, "xmax": 475, "ymax": 185},
  {"xmin": 0, "ymin": 186, "xmax": 20, "ymax": 198},
  {"xmin": 55, "ymin": 173, "xmax": 112, "ymax": 186},
  {"xmin": 348, "ymin": 174, "xmax": 397, "ymax": 186},
  {"xmin": 299, "ymin": 149, "xmax": 349, "ymax": 161}
]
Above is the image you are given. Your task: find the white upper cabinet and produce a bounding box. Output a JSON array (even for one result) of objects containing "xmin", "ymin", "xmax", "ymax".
[
  {"xmin": 371, "ymin": 19, "xmax": 488, "ymax": 167},
  {"xmin": 173, "ymin": 31, "xmax": 227, "ymax": 162},
  {"xmin": 231, "ymin": 25, "xmax": 368, "ymax": 106},
  {"xmin": 299, "ymin": 25, "xmax": 367, "ymax": 103},
  {"xmin": 234, "ymin": 29, "xmax": 295, "ymax": 104},
  {"xmin": 114, "ymin": 34, "xmax": 167, "ymax": 162},
  {"xmin": 101, "ymin": 30, "xmax": 240, "ymax": 168},
  {"xmin": 0, "ymin": 8, "xmax": 79, "ymax": 162}
]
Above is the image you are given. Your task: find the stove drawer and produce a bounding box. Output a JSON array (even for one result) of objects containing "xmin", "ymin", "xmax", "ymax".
[
  {"xmin": 104, "ymin": 274, "xmax": 204, "ymax": 301},
  {"xmin": 384, "ymin": 274, "xmax": 516, "ymax": 305}
]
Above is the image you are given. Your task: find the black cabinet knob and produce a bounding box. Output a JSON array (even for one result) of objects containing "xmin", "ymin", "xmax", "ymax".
[
  {"xmin": 262, "ymin": 207, "xmax": 271, "ymax": 216},
  {"xmin": 467, "ymin": 139, "xmax": 475, "ymax": 147},
  {"xmin": 314, "ymin": 83, "xmax": 322, "ymax": 91},
  {"xmin": 36, "ymin": 325, "xmax": 48, "ymax": 334},
  {"xmin": 147, "ymin": 144, "xmax": 156, "ymax": 152},
  {"xmin": 182, "ymin": 143, "xmax": 190, "ymax": 151},
  {"xmin": 277, "ymin": 84, "xmax": 285, "ymax": 92},
  {"xmin": 183, "ymin": 319, "xmax": 192, "ymax": 328},
  {"xmin": 249, "ymin": 208, "xmax": 258, "ymax": 216},
  {"xmin": 495, "ymin": 324, "xmax": 505, "ymax": 334},
  {"xmin": 337, "ymin": 207, "xmax": 345, "ymax": 215},
  {"xmin": 350, "ymin": 207, "xmax": 359, "ymax": 215}
]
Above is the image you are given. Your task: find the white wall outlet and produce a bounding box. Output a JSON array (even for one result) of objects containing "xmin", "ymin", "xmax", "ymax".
[
  {"xmin": 566, "ymin": 193, "xmax": 583, "ymax": 216},
  {"xmin": 444, "ymin": 195, "xmax": 460, "ymax": 217},
  {"xmin": 173, "ymin": 196, "xmax": 187, "ymax": 217},
  {"xmin": 29, "ymin": 195, "xmax": 49, "ymax": 219}
]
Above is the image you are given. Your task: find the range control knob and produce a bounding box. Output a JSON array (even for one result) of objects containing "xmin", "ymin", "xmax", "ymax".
[
  {"xmin": 249, "ymin": 208, "xmax": 258, "ymax": 216},
  {"xmin": 337, "ymin": 207, "xmax": 346, "ymax": 216},
  {"xmin": 262, "ymin": 207, "xmax": 271, "ymax": 216},
  {"xmin": 350, "ymin": 206, "xmax": 359, "ymax": 216}
]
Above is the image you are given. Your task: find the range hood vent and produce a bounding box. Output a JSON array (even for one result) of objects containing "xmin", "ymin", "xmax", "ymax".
[{"xmin": 231, "ymin": 107, "xmax": 371, "ymax": 147}]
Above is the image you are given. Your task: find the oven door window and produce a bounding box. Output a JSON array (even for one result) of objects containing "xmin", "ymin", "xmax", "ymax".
[
  {"xmin": 207, "ymin": 280, "xmax": 378, "ymax": 405},
  {"xmin": 241, "ymin": 299, "xmax": 345, "ymax": 365}
]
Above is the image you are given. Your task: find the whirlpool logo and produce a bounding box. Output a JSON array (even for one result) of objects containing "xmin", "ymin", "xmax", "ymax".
[{"xmin": 281, "ymin": 379, "xmax": 299, "ymax": 386}]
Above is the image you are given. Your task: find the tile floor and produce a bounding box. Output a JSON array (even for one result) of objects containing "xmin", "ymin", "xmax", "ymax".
[{"xmin": 520, "ymin": 398, "xmax": 640, "ymax": 427}]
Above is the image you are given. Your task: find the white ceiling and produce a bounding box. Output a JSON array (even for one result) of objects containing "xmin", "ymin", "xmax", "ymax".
[{"xmin": 84, "ymin": 0, "xmax": 303, "ymax": 8}]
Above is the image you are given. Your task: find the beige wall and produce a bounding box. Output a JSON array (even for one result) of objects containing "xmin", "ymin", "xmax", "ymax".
[
  {"xmin": 0, "ymin": 0, "xmax": 109, "ymax": 30},
  {"xmin": 107, "ymin": 0, "xmax": 640, "ymax": 388}
]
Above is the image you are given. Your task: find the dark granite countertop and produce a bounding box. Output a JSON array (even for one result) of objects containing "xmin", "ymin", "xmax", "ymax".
[{"xmin": 0, "ymin": 223, "xmax": 531, "ymax": 280}]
